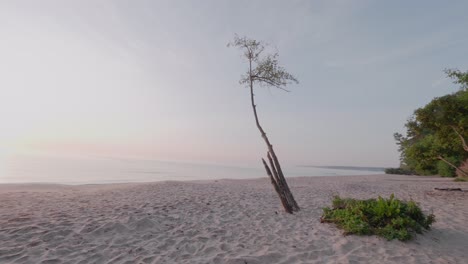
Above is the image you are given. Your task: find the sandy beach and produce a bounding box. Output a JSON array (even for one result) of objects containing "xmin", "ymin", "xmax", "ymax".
[{"xmin": 0, "ymin": 174, "xmax": 467, "ymax": 264}]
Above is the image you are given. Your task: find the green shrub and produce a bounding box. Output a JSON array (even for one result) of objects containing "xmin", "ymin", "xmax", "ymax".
[
  {"xmin": 321, "ymin": 194, "xmax": 435, "ymax": 241},
  {"xmin": 384, "ymin": 167, "xmax": 414, "ymax": 175}
]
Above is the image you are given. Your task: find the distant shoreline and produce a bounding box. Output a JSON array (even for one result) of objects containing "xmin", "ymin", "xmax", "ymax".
[
  {"xmin": 0, "ymin": 174, "xmax": 387, "ymax": 187},
  {"xmin": 299, "ymin": 165, "xmax": 386, "ymax": 172}
]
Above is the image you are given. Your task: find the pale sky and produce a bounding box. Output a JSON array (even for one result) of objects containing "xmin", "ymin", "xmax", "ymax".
[{"xmin": 1, "ymin": 0, "xmax": 467, "ymax": 167}]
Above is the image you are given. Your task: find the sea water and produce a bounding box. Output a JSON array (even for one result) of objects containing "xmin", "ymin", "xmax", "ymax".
[{"xmin": 0, "ymin": 153, "xmax": 382, "ymax": 185}]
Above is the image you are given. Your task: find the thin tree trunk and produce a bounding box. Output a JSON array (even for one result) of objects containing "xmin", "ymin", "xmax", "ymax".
[
  {"xmin": 249, "ymin": 57, "xmax": 300, "ymax": 213},
  {"xmin": 266, "ymin": 151, "xmax": 294, "ymax": 210},
  {"xmin": 267, "ymin": 151, "xmax": 299, "ymax": 210},
  {"xmin": 262, "ymin": 158, "xmax": 292, "ymax": 213},
  {"xmin": 451, "ymin": 126, "xmax": 468, "ymax": 152},
  {"xmin": 437, "ymin": 155, "xmax": 468, "ymax": 177}
]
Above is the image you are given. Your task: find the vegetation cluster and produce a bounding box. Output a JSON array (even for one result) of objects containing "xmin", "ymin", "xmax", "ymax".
[
  {"xmin": 321, "ymin": 195, "xmax": 435, "ymax": 241},
  {"xmin": 384, "ymin": 167, "xmax": 414, "ymax": 175},
  {"xmin": 393, "ymin": 69, "xmax": 468, "ymax": 178}
]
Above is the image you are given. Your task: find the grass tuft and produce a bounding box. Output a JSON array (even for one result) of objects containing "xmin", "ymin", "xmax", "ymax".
[
  {"xmin": 321, "ymin": 194, "xmax": 435, "ymax": 241},
  {"xmin": 454, "ymin": 177, "xmax": 467, "ymax": 182}
]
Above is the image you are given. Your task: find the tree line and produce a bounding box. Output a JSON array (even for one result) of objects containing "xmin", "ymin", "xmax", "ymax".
[{"xmin": 392, "ymin": 69, "xmax": 468, "ymax": 178}]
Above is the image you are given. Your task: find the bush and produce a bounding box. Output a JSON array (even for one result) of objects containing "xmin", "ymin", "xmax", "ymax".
[
  {"xmin": 321, "ymin": 194, "xmax": 435, "ymax": 241},
  {"xmin": 384, "ymin": 168, "xmax": 414, "ymax": 175}
]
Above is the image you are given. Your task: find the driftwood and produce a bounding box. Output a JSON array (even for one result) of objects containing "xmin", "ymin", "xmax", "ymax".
[
  {"xmin": 434, "ymin": 187, "xmax": 463, "ymax": 191},
  {"xmin": 262, "ymin": 158, "xmax": 291, "ymax": 213}
]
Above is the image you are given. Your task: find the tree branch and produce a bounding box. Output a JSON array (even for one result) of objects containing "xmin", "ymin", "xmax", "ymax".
[
  {"xmin": 438, "ymin": 155, "xmax": 468, "ymax": 177},
  {"xmin": 451, "ymin": 126, "xmax": 468, "ymax": 152},
  {"xmin": 251, "ymin": 75, "xmax": 291, "ymax": 92}
]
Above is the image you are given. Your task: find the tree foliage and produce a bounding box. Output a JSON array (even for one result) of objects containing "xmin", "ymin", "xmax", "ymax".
[
  {"xmin": 228, "ymin": 35, "xmax": 298, "ymax": 91},
  {"xmin": 394, "ymin": 70, "xmax": 468, "ymax": 177},
  {"xmin": 445, "ymin": 68, "xmax": 468, "ymax": 90}
]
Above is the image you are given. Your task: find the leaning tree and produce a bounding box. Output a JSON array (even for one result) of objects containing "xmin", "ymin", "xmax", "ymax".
[{"xmin": 228, "ymin": 35, "xmax": 300, "ymax": 213}]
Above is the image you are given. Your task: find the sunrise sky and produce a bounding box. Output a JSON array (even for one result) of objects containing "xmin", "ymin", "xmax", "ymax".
[{"xmin": 1, "ymin": 0, "xmax": 467, "ymax": 167}]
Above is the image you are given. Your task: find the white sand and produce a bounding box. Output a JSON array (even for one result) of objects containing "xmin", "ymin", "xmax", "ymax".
[{"xmin": 0, "ymin": 174, "xmax": 467, "ymax": 264}]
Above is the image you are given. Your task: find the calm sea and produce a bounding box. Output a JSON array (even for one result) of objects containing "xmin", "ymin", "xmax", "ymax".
[{"xmin": 0, "ymin": 153, "xmax": 383, "ymax": 185}]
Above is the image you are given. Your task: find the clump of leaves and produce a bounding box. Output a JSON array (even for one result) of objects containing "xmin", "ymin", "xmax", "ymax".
[{"xmin": 321, "ymin": 194, "xmax": 435, "ymax": 241}]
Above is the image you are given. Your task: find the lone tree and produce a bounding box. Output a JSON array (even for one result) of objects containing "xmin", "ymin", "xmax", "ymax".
[{"xmin": 228, "ymin": 35, "xmax": 300, "ymax": 213}]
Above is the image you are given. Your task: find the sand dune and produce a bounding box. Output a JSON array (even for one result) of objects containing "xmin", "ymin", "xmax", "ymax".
[{"xmin": 0, "ymin": 175, "xmax": 467, "ymax": 263}]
